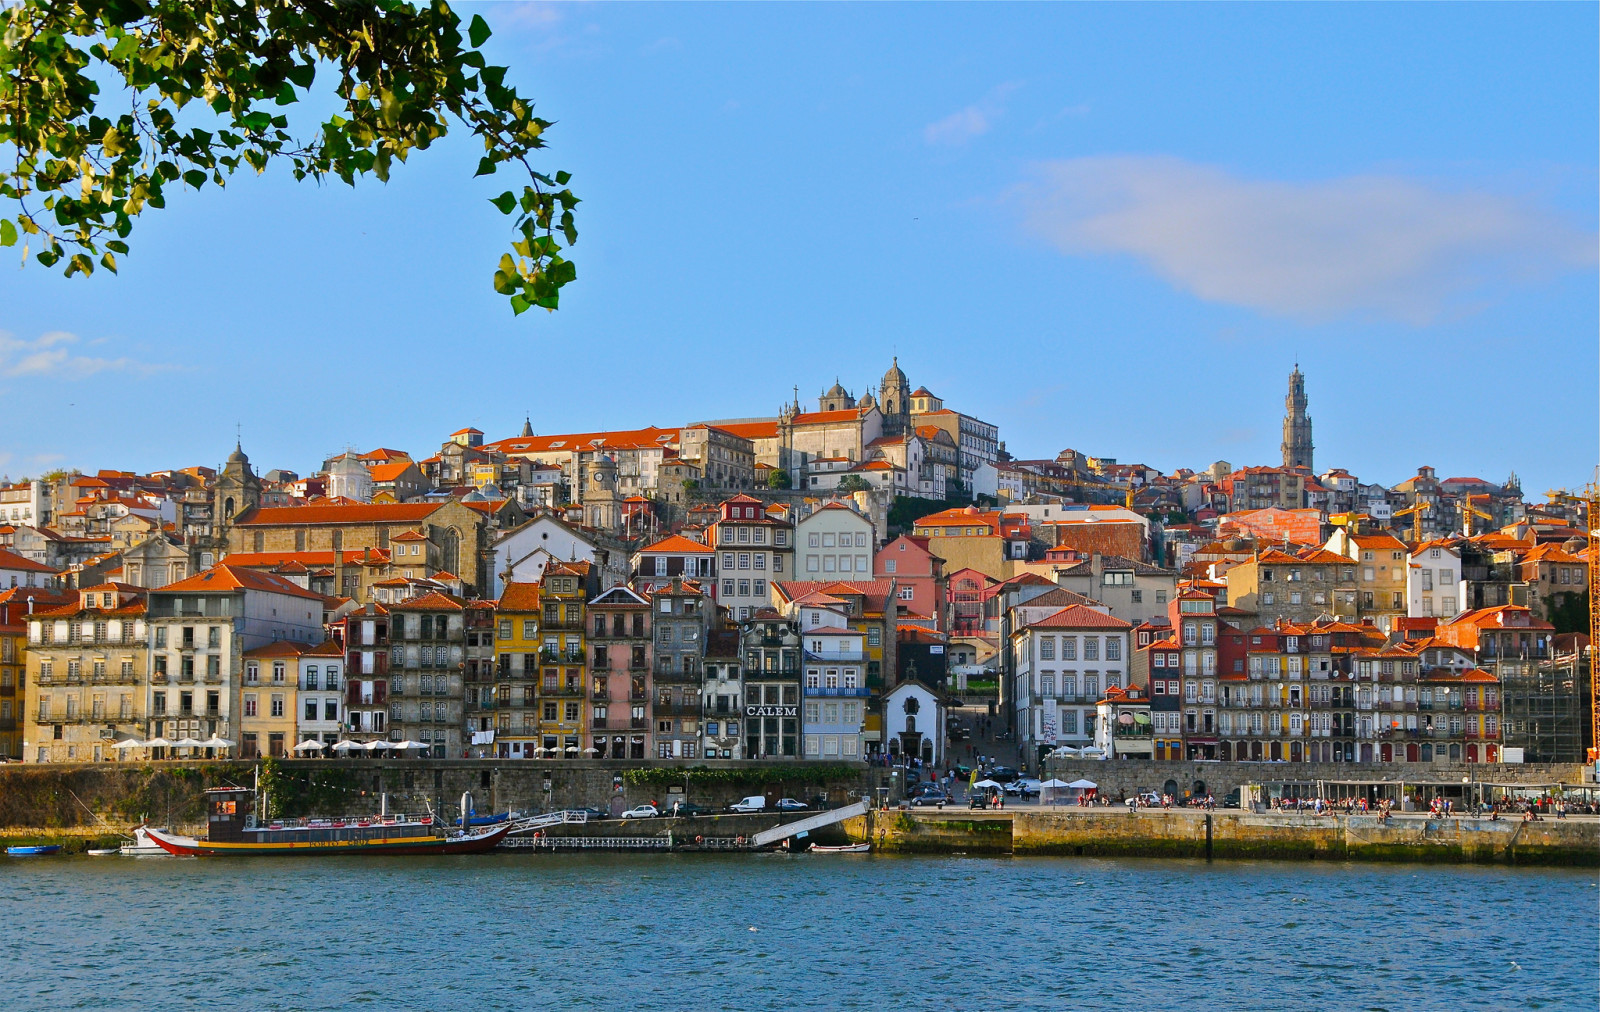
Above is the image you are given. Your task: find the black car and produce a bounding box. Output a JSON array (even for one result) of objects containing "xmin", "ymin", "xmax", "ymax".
[
  {"xmin": 576, "ymin": 807, "xmax": 610, "ymax": 821},
  {"xmin": 1221, "ymin": 789, "xmax": 1241, "ymax": 810},
  {"xmin": 668, "ymin": 802, "xmax": 711, "ymax": 818},
  {"xmin": 984, "ymin": 766, "xmax": 1020, "ymax": 783}
]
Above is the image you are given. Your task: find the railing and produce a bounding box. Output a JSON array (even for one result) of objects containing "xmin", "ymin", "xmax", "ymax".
[
  {"xmin": 803, "ymin": 686, "xmax": 871, "ymax": 697},
  {"xmin": 541, "ymin": 684, "xmax": 584, "ymax": 698},
  {"xmin": 655, "ymin": 702, "xmax": 700, "ymax": 717},
  {"xmin": 539, "ymin": 649, "xmax": 585, "ymax": 664},
  {"xmin": 630, "ymin": 718, "xmax": 648, "ymax": 729},
  {"xmin": 804, "ymin": 651, "xmax": 866, "ymax": 663},
  {"xmin": 541, "ymin": 616, "xmax": 583, "ymax": 631}
]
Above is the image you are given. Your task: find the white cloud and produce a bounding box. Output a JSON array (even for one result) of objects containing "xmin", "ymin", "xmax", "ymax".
[
  {"xmin": 0, "ymin": 330, "xmax": 170, "ymax": 378},
  {"xmin": 1018, "ymin": 156, "xmax": 1597, "ymax": 324},
  {"xmin": 923, "ymin": 82, "xmax": 1021, "ymax": 147}
]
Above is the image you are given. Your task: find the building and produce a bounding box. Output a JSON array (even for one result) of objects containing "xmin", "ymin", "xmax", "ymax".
[
  {"xmin": 874, "ymin": 535, "xmax": 946, "ymax": 630},
  {"xmin": 701, "ymin": 628, "xmax": 743, "ymax": 758},
  {"xmin": 1170, "ymin": 589, "xmax": 1221, "ymax": 759},
  {"xmin": 1010, "ymin": 604, "xmax": 1132, "ymax": 764},
  {"xmin": 142, "ymin": 564, "xmax": 323, "ymax": 760},
  {"xmin": 338, "ymin": 602, "xmax": 391, "ymax": 741},
  {"xmin": 538, "ymin": 561, "xmax": 597, "ymax": 757},
  {"xmin": 24, "ymin": 583, "xmax": 150, "ymax": 762},
  {"xmin": 386, "ymin": 591, "xmax": 467, "ymax": 757},
  {"xmin": 739, "ymin": 612, "xmax": 801, "ymax": 759},
  {"xmin": 650, "ymin": 578, "xmax": 709, "ymax": 759},
  {"xmin": 882, "ymin": 679, "xmax": 943, "ymax": 766},
  {"xmin": 490, "ymin": 512, "xmax": 625, "ymax": 597},
  {"xmin": 1094, "ymin": 685, "xmax": 1153, "ymax": 759},
  {"xmin": 296, "ymin": 639, "xmax": 346, "ymax": 750},
  {"xmin": 795, "ymin": 501, "xmax": 876, "ymax": 579},
  {"xmin": 678, "ymin": 424, "xmax": 757, "ymax": 491},
  {"xmin": 0, "ymin": 586, "xmax": 73, "ymax": 758},
  {"xmin": 1324, "ymin": 528, "xmax": 1410, "ymax": 632},
  {"xmin": 1407, "ymin": 540, "xmax": 1465, "ymax": 619},
  {"xmin": 1519, "ymin": 543, "xmax": 1587, "ymax": 629},
  {"xmin": 1225, "ymin": 548, "xmax": 1347, "ymax": 626},
  {"xmin": 912, "ymin": 506, "xmax": 1030, "ymax": 582},
  {"xmin": 711, "ymin": 495, "xmax": 794, "ymax": 621},
  {"xmin": 488, "ymin": 581, "xmax": 542, "ymax": 757},
  {"xmin": 0, "ymin": 546, "xmax": 59, "ymax": 590},
  {"xmin": 630, "ymin": 534, "xmax": 715, "ymax": 595},
  {"xmin": 229, "ymin": 498, "xmax": 489, "ymax": 595},
  {"xmin": 588, "ymin": 585, "xmax": 652, "ymax": 760},
  {"xmin": 1281, "ymin": 365, "xmax": 1313, "ymax": 472},
  {"xmin": 785, "ymin": 590, "xmax": 868, "ymax": 762},
  {"xmin": 1053, "ymin": 553, "xmax": 1175, "ymax": 625},
  {"xmin": 240, "ymin": 641, "xmax": 302, "ymax": 758}
]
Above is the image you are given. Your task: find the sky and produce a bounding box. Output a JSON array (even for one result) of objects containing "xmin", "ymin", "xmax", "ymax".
[{"xmin": 1, "ymin": 3, "xmax": 1595, "ymax": 496}]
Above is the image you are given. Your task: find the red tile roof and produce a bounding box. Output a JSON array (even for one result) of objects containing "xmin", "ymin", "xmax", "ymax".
[
  {"xmin": 638, "ymin": 534, "xmax": 714, "ymax": 554},
  {"xmin": 1023, "ymin": 604, "xmax": 1132, "ymax": 630},
  {"xmin": 161, "ymin": 564, "xmax": 325, "ymax": 601},
  {"xmin": 236, "ymin": 502, "xmax": 444, "ymax": 526}
]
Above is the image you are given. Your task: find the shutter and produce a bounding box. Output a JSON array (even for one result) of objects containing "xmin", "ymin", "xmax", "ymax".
[
  {"xmin": 375, "ymin": 681, "xmax": 388, "ymax": 704},
  {"xmin": 346, "ymin": 681, "xmax": 361, "ymax": 705}
]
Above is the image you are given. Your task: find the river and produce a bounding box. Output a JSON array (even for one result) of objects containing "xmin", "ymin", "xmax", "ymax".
[{"xmin": 3, "ymin": 853, "xmax": 1595, "ymax": 1010}]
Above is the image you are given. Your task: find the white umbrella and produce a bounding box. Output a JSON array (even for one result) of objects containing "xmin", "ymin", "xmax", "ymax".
[
  {"xmin": 364, "ymin": 740, "xmax": 392, "ymax": 751},
  {"xmin": 390, "ymin": 741, "xmax": 430, "ymax": 750},
  {"xmin": 110, "ymin": 738, "xmax": 146, "ymax": 749},
  {"xmin": 582, "ymin": 747, "xmax": 599, "ymax": 754},
  {"xmin": 564, "ymin": 746, "xmax": 580, "ymax": 754},
  {"xmin": 331, "ymin": 739, "xmax": 365, "ymax": 751},
  {"xmin": 292, "ymin": 739, "xmax": 325, "ymax": 752},
  {"xmin": 172, "ymin": 737, "xmax": 207, "ymax": 748},
  {"xmin": 144, "ymin": 736, "xmax": 173, "ymax": 748},
  {"xmin": 1067, "ymin": 779, "xmax": 1098, "ymax": 790},
  {"xmin": 200, "ymin": 737, "xmax": 235, "ymax": 749}
]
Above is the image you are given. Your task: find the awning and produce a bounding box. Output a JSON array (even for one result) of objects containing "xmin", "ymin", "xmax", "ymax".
[{"xmin": 1067, "ymin": 779, "xmax": 1098, "ymax": 790}]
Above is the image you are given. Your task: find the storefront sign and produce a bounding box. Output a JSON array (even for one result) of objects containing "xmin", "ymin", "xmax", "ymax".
[{"xmin": 744, "ymin": 705, "xmax": 798, "ymax": 718}]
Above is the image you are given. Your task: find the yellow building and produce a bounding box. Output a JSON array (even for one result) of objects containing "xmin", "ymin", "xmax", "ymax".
[
  {"xmin": 492, "ymin": 581, "xmax": 543, "ymax": 757},
  {"xmin": 0, "ymin": 587, "xmax": 73, "ymax": 759},
  {"xmin": 1324, "ymin": 529, "xmax": 1410, "ymax": 633},
  {"xmin": 24, "ymin": 583, "xmax": 149, "ymax": 763},
  {"xmin": 241, "ymin": 641, "xmax": 302, "ymax": 758},
  {"xmin": 538, "ymin": 561, "xmax": 595, "ymax": 755}
]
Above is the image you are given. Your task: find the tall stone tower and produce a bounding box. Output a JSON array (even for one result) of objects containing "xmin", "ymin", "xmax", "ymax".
[
  {"xmin": 879, "ymin": 357, "xmax": 910, "ymax": 436},
  {"xmin": 1280, "ymin": 365, "xmax": 1313, "ymax": 472}
]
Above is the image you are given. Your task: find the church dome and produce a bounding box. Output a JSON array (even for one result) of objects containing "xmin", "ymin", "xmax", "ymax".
[{"xmin": 227, "ymin": 442, "xmax": 249, "ymax": 465}]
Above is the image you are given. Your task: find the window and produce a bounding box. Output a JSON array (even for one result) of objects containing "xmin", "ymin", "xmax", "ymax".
[
  {"xmin": 1039, "ymin": 637, "xmax": 1055, "ymax": 660},
  {"xmin": 244, "ymin": 694, "xmax": 257, "ymax": 717},
  {"xmin": 1106, "ymin": 639, "xmax": 1121, "ymax": 661},
  {"xmin": 1062, "ymin": 638, "xmax": 1077, "ymax": 661},
  {"xmin": 898, "ymin": 587, "xmax": 915, "ymax": 601}
]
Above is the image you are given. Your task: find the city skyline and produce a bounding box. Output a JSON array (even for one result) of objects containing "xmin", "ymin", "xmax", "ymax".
[{"xmin": 0, "ymin": 3, "xmax": 1594, "ymax": 493}]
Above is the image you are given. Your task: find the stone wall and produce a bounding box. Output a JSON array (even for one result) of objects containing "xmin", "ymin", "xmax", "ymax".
[
  {"xmin": 1039, "ymin": 759, "xmax": 1589, "ymax": 802},
  {"xmin": 846, "ymin": 808, "xmax": 1600, "ymax": 864}
]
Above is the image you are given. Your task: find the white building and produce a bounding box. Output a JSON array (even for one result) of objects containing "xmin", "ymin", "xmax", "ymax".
[
  {"xmin": 0, "ymin": 547, "xmax": 58, "ymax": 589},
  {"xmin": 795, "ymin": 501, "xmax": 876, "ymax": 579},
  {"xmin": 882, "ymin": 680, "xmax": 944, "ymax": 766},
  {"xmin": 297, "ymin": 639, "xmax": 346, "ymax": 748},
  {"xmin": 1407, "ymin": 541, "xmax": 1464, "ymax": 619},
  {"xmin": 790, "ymin": 591, "xmax": 868, "ymax": 761},
  {"xmin": 710, "ymin": 495, "xmax": 794, "ymax": 621},
  {"xmin": 0, "ymin": 480, "xmax": 46, "ymax": 526},
  {"xmin": 489, "ymin": 513, "xmax": 616, "ymax": 597},
  {"xmin": 1010, "ymin": 604, "xmax": 1131, "ymax": 765},
  {"xmin": 324, "ymin": 453, "xmax": 374, "ymax": 502}
]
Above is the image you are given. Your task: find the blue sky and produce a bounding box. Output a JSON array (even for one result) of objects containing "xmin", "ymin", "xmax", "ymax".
[{"xmin": 2, "ymin": 2, "xmax": 1595, "ymax": 495}]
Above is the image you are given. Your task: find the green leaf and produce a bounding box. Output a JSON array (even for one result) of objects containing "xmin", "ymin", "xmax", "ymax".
[
  {"xmin": 468, "ymin": 14, "xmax": 492, "ymax": 48},
  {"xmin": 475, "ymin": 156, "xmax": 496, "ymax": 177},
  {"xmin": 99, "ymin": 252, "xmax": 118, "ymax": 274},
  {"xmin": 0, "ymin": 220, "xmax": 15, "ymax": 247},
  {"xmin": 490, "ymin": 191, "xmax": 517, "ymax": 215},
  {"xmin": 509, "ymin": 294, "xmax": 530, "ymax": 315},
  {"xmin": 183, "ymin": 169, "xmax": 206, "ymax": 189}
]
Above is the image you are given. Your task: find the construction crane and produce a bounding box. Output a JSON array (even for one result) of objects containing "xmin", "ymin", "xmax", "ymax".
[
  {"xmin": 1547, "ymin": 483, "xmax": 1600, "ymax": 765},
  {"xmin": 1392, "ymin": 503, "xmax": 1429, "ymax": 545},
  {"xmin": 1460, "ymin": 493, "xmax": 1494, "ymax": 538}
]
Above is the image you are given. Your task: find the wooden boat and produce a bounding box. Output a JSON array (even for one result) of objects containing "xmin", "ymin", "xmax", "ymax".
[
  {"xmin": 809, "ymin": 842, "xmax": 870, "ymax": 854},
  {"xmin": 120, "ymin": 826, "xmax": 172, "ymax": 856},
  {"xmin": 143, "ymin": 786, "xmax": 510, "ymax": 857},
  {"xmin": 87, "ymin": 847, "xmax": 121, "ymax": 856},
  {"xmin": 6, "ymin": 844, "xmax": 61, "ymax": 856}
]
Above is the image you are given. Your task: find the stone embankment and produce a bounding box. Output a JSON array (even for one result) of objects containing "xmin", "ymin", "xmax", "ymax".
[{"xmin": 843, "ymin": 808, "xmax": 1599, "ymax": 865}]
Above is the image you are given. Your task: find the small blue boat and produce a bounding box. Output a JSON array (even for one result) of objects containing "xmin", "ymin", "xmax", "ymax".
[
  {"xmin": 7, "ymin": 845, "xmax": 61, "ymax": 856},
  {"xmin": 453, "ymin": 812, "xmax": 510, "ymax": 828}
]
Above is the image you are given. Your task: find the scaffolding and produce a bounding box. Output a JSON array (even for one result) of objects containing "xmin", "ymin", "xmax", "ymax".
[{"xmin": 1499, "ymin": 652, "xmax": 1589, "ymax": 763}]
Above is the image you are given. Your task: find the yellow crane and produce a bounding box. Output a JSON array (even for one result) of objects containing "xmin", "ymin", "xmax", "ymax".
[
  {"xmin": 1392, "ymin": 502, "xmax": 1429, "ymax": 545},
  {"xmin": 1547, "ymin": 484, "xmax": 1600, "ymax": 765},
  {"xmin": 1460, "ymin": 493, "xmax": 1494, "ymax": 538}
]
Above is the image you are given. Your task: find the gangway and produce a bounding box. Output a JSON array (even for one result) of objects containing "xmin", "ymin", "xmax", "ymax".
[
  {"xmin": 503, "ymin": 810, "xmax": 589, "ymax": 837},
  {"xmin": 749, "ymin": 800, "xmax": 868, "ymax": 847}
]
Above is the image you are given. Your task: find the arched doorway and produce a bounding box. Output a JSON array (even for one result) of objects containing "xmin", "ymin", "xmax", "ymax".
[
  {"xmin": 1163, "ymin": 779, "xmax": 1178, "ymax": 798},
  {"xmin": 1191, "ymin": 780, "xmax": 1207, "ymax": 797},
  {"xmin": 1420, "ymin": 744, "xmax": 1433, "ymax": 761},
  {"xmin": 1406, "ymin": 743, "xmax": 1419, "ymax": 762},
  {"xmin": 1465, "ymin": 744, "xmax": 1478, "ymax": 763},
  {"xmin": 1219, "ymin": 741, "xmax": 1231, "ymax": 761},
  {"xmin": 1252, "ymin": 741, "xmax": 1264, "ymax": 761},
  {"xmin": 1379, "ymin": 743, "xmax": 1392, "ymax": 762},
  {"xmin": 1486, "ymin": 744, "xmax": 1499, "ymax": 762},
  {"xmin": 1289, "ymin": 741, "xmax": 1301, "ymax": 761},
  {"xmin": 1360, "ymin": 744, "xmax": 1373, "ymax": 763}
]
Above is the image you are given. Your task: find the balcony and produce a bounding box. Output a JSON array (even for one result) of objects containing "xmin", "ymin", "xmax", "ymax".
[
  {"xmin": 540, "ymin": 684, "xmax": 584, "ymax": 698},
  {"xmin": 541, "ymin": 615, "xmax": 583, "ymax": 631},
  {"xmin": 590, "ymin": 688, "xmax": 611, "ymax": 702},
  {"xmin": 539, "ymin": 648, "xmax": 585, "ymax": 664},
  {"xmin": 804, "ymin": 650, "xmax": 866, "ymax": 663},
  {"xmin": 630, "ymin": 717, "xmax": 648, "ymax": 729},
  {"xmin": 803, "ymin": 686, "xmax": 872, "ymax": 698},
  {"xmin": 656, "ymin": 701, "xmax": 701, "ymax": 717},
  {"xmin": 654, "ymin": 667, "xmax": 701, "ymax": 684}
]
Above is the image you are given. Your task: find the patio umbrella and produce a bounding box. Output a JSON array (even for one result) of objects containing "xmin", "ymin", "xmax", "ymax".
[
  {"xmin": 390, "ymin": 741, "xmax": 430, "ymax": 750},
  {"xmin": 171, "ymin": 737, "xmax": 207, "ymax": 749},
  {"xmin": 292, "ymin": 739, "xmax": 325, "ymax": 752},
  {"xmin": 331, "ymin": 740, "xmax": 365, "ymax": 751},
  {"xmin": 365, "ymin": 740, "xmax": 392, "ymax": 751},
  {"xmin": 200, "ymin": 737, "xmax": 235, "ymax": 749},
  {"xmin": 582, "ymin": 747, "xmax": 599, "ymax": 754},
  {"xmin": 143, "ymin": 736, "xmax": 173, "ymax": 748},
  {"xmin": 109, "ymin": 738, "xmax": 146, "ymax": 749},
  {"xmin": 564, "ymin": 746, "xmax": 580, "ymax": 754}
]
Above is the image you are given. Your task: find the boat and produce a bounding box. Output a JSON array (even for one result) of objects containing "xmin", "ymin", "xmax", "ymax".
[
  {"xmin": 809, "ymin": 843, "xmax": 870, "ymax": 854},
  {"xmin": 6, "ymin": 844, "xmax": 61, "ymax": 856},
  {"xmin": 142, "ymin": 786, "xmax": 511, "ymax": 857},
  {"xmin": 86, "ymin": 847, "xmax": 121, "ymax": 856},
  {"xmin": 120, "ymin": 826, "xmax": 172, "ymax": 856},
  {"xmin": 453, "ymin": 811, "xmax": 511, "ymax": 828}
]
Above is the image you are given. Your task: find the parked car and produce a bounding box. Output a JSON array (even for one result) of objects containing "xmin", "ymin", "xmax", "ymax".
[
  {"xmin": 1135, "ymin": 791, "xmax": 1161, "ymax": 806},
  {"xmin": 911, "ymin": 792, "xmax": 950, "ymax": 807},
  {"xmin": 620, "ymin": 804, "xmax": 659, "ymax": 819},
  {"xmin": 577, "ymin": 807, "xmax": 610, "ymax": 821},
  {"xmin": 1222, "ymin": 788, "xmax": 1241, "ymax": 810},
  {"xmin": 907, "ymin": 782, "xmax": 943, "ymax": 799},
  {"xmin": 952, "ymin": 763, "xmax": 973, "ymax": 778},
  {"xmin": 728, "ymin": 795, "xmax": 767, "ymax": 813},
  {"xmin": 774, "ymin": 798, "xmax": 808, "ymax": 812},
  {"xmin": 668, "ymin": 802, "xmax": 711, "ymax": 818},
  {"xmin": 984, "ymin": 766, "xmax": 1020, "ymax": 783},
  {"xmin": 1006, "ymin": 778, "xmax": 1041, "ymax": 797}
]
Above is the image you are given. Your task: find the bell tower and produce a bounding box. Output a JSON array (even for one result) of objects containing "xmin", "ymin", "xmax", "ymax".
[{"xmin": 1281, "ymin": 365, "xmax": 1313, "ymax": 472}]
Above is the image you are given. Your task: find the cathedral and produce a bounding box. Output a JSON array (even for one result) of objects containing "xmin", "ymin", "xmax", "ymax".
[{"xmin": 794, "ymin": 357, "xmax": 914, "ymax": 437}]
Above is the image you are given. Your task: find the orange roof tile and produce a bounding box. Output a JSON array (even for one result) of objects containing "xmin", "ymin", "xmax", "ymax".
[
  {"xmin": 638, "ymin": 534, "xmax": 714, "ymax": 554},
  {"xmin": 161, "ymin": 564, "xmax": 325, "ymax": 601}
]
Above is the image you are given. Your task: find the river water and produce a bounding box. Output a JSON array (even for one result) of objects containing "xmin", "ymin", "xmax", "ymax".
[{"xmin": 3, "ymin": 853, "xmax": 1595, "ymax": 1010}]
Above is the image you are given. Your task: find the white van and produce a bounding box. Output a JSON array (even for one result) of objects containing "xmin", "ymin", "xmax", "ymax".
[{"xmin": 728, "ymin": 795, "xmax": 766, "ymax": 813}]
